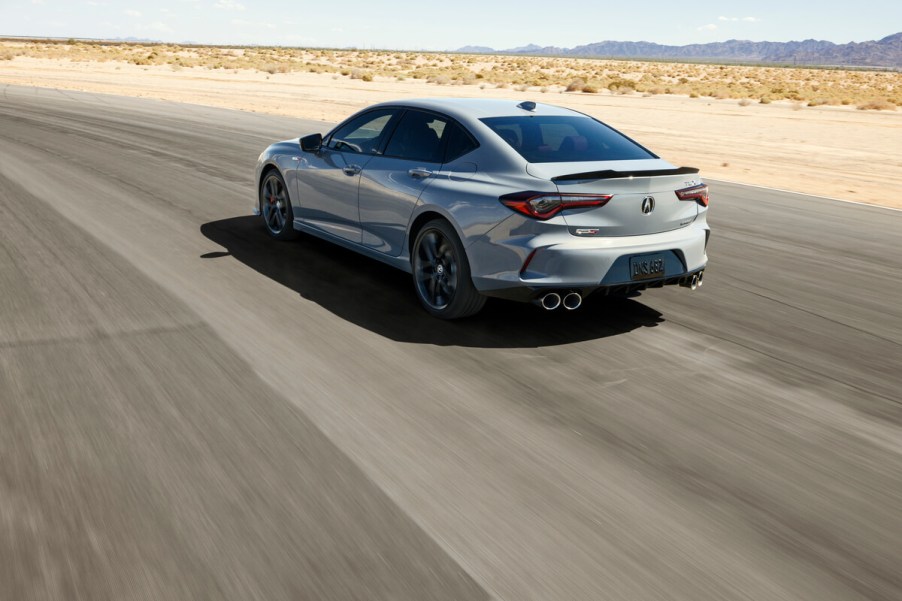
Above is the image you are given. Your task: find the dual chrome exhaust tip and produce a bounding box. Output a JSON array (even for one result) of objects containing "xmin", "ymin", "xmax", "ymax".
[
  {"xmin": 680, "ymin": 270, "xmax": 705, "ymax": 291},
  {"xmin": 537, "ymin": 270, "xmax": 704, "ymax": 311},
  {"xmin": 537, "ymin": 291, "xmax": 582, "ymax": 311}
]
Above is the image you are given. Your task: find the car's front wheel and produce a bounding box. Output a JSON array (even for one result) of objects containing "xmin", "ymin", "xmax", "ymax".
[
  {"xmin": 259, "ymin": 170, "xmax": 299, "ymax": 240},
  {"xmin": 412, "ymin": 219, "xmax": 485, "ymax": 319}
]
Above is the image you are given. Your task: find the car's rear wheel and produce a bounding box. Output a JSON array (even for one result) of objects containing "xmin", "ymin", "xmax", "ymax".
[
  {"xmin": 260, "ymin": 170, "xmax": 298, "ymax": 240},
  {"xmin": 412, "ymin": 219, "xmax": 485, "ymax": 319}
]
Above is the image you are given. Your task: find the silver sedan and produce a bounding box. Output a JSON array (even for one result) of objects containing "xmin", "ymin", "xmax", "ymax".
[{"xmin": 255, "ymin": 98, "xmax": 710, "ymax": 319}]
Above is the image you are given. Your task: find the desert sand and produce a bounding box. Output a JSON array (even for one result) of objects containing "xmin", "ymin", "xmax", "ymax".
[{"xmin": 2, "ymin": 54, "xmax": 901, "ymax": 208}]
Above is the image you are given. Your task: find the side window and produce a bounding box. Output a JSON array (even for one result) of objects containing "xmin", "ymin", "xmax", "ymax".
[
  {"xmin": 383, "ymin": 110, "xmax": 448, "ymax": 163},
  {"xmin": 442, "ymin": 121, "xmax": 479, "ymax": 162},
  {"xmin": 327, "ymin": 109, "xmax": 396, "ymax": 154}
]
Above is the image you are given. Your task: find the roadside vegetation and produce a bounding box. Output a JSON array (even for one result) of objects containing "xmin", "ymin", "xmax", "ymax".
[{"xmin": 2, "ymin": 39, "xmax": 899, "ymax": 110}]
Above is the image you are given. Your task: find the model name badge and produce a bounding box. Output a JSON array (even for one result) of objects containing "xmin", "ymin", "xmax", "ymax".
[{"xmin": 575, "ymin": 228, "xmax": 600, "ymax": 236}]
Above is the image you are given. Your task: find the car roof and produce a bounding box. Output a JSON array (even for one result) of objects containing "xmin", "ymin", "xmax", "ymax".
[{"xmin": 367, "ymin": 97, "xmax": 582, "ymax": 122}]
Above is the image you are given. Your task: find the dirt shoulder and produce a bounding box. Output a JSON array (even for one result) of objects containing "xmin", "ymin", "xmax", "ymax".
[{"xmin": 2, "ymin": 55, "xmax": 900, "ymax": 208}]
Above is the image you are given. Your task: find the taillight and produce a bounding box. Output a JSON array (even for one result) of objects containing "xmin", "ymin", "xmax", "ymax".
[
  {"xmin": 675, "ymin": 183, "xmax": 709, "ymax": 207},
  {"xmin": 500, "ymin": 191, "xmax": 612, "ymax": 219}
]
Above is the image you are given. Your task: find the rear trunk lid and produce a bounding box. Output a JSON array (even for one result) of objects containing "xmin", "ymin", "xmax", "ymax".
[{"xmin": 528, "ymin": 160, "xmax": 703, "ymax": 237}]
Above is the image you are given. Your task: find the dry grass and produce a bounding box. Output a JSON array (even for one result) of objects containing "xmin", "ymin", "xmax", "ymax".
[
  {"xmin": 2, "ymin": 39, "xmax": 900, "ymax": 109},
  {"xmin": 857, "ymin": 99, "xmax": 897, "ymax": 111}
]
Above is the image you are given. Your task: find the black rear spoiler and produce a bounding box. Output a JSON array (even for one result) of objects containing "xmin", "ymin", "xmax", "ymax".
[{"xmin": 551, "ymin": 166, "xmax": 699, "ymax": 182}]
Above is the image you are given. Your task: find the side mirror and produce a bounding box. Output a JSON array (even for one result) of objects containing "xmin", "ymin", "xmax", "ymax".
[{"xmin": 300, "ymin": 133, "xmax": 322, "ymax": 152}]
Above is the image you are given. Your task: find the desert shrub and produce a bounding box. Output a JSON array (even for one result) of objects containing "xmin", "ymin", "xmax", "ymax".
[
  {"xmin": 261, "ymin": 63, "xmax": 289, "ymax": 74},
  {"xmin": 607, "ymin": 78, "xmax": 636, "ymax": 91},
  {"xmin": 428, "ymin": 74, "xmax": 451, "ymax": 85},
  {"xmin": 689, "ymin": 92, "xmax": 699, "ymax": 98},
  {"xmin": 857, "ymin": 99, "xmax": 896, "ymax": 111},
  {"xmin": 738, "ymin": 98, "xmax": 752, "ymax": 106},
  {"xmin": 759, "ymin": 96, "xmax": 771, "ymax": 104},
  {"xmin": 361, "ymin": 73, "xmax": 373, "ymax": 81},
  {"xmin": 565, "ymin": 78, "xmax": 585, "ymax": 92},
  {"xmin": 581, "ymin": 85, "xmax": 598, "ymax": 93}
]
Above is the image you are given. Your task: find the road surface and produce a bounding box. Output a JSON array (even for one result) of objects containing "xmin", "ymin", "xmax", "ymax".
[{"xmin": 1, "ymin": 85, "xmax": 901, "ymax": 601}]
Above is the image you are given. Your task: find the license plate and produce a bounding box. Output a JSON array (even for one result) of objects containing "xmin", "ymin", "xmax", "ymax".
[{"xmin": 630, "ymin": 254, "xmax": 666, "ymax": 281}]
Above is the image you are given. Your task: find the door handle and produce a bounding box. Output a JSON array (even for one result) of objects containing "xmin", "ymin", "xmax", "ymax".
[
  {"xmin": 342, "ymin": 165, "xmax": 361, "ymax": 176},
  {"xmin": 408, "ymin": 168, "xmax": 433, "ymax": 179}
]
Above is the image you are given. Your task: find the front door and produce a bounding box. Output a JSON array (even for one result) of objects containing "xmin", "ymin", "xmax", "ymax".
[{"xmin": 295, "ymin": 108, "xmax": 398, "ymax": 243}]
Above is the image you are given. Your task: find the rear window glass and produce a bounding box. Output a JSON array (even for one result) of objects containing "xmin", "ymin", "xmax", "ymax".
[{"xmin": 480, "ymin": 115, "xmax": 656, "ymax": 163}]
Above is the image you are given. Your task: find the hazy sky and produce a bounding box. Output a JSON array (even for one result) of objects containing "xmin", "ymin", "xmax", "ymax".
[{"xmin": 2, "ymin": 0, "xmax": 899, "ymax": 50}]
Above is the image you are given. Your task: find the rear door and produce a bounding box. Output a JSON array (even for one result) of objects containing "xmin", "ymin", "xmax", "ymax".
[{"xmin": 358, "ymin": 110, "xmax": 463, "ymax": 256}]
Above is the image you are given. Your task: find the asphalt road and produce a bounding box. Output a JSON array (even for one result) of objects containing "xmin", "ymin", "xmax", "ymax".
[{"xmin": 1, "ymin": 85, "xmax": 901, "ymax": 601}]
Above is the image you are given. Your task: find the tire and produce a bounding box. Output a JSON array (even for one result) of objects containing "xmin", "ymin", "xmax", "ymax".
[
  {"xmin": 259, "ymin": 170, "xmax": 299, "ymax": 240},
  {"xmin": 412, "ymin": 219, "xmax": 486, "ymax": 319}
]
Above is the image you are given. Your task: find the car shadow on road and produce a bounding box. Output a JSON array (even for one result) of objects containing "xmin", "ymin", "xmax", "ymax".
[{"xmin": 200, "ymin": 216, "xmax": 664, "ymax": 348}]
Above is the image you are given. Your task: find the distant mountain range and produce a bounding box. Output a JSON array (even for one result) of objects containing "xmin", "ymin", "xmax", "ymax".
[{"xmin": 457, "ymin": 33, "xmax": 902, "ymax": 68}]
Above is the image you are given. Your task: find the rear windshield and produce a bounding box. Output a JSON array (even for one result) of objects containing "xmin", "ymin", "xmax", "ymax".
[{"xmin": 480, "ymin": 115, "xmax": 656, "ymax": 163}]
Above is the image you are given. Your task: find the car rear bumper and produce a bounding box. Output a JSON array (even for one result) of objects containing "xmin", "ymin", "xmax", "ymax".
[{"xmin": 469, "ymin": 221, "xmax": 709, "ymax": 301}]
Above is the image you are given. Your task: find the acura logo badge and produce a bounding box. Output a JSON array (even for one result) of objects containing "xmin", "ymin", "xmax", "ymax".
[{"xmin": 641, "ymin": 196, "xmax": 655, "ymax": 215}]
